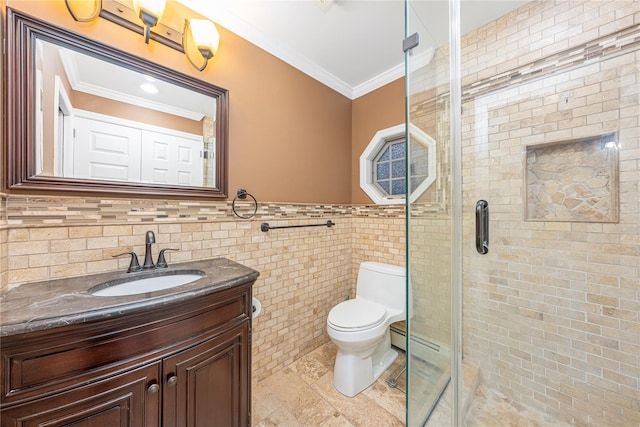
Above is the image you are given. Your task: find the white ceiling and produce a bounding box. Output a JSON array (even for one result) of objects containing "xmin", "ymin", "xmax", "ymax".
[{"xmin": 176, "ymin": 0, "xmax": 529, "ymax": 99}]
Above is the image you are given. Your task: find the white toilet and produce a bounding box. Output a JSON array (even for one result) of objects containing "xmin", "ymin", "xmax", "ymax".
[{"xmin": 327, "ymin": 261, "xmax": 406, "ymax": 397}]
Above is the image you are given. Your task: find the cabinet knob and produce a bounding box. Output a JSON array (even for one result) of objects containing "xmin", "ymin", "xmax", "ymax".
[
  {"xmin": 147, "ymin": 383, "xmax": 160, "ymax": 395},
  {"xmin": 167, "ymin": 375, "xmax": 178, "ymax": 387}
]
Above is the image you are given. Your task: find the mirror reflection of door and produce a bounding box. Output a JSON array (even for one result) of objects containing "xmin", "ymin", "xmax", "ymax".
[
  {"xmin": 71, "ymin": 115, "xmax": 142, "ymax": 182},
  {"xmin": 140, "ymin": 126, "xmax": 204, "ymax": 186},
  {"xmin": 34, "ymin": 38, "xmax": 217, "ymax": 188},
  {"xmin": 70, "ymin": 112, "xmax": 204, "ymax": 186}
]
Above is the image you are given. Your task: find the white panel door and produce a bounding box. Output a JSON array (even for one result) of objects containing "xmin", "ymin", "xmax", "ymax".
[
  {"xmin": 140, "ymin": 131, "xmax": 203, "ymax": 186},
  {"xmin": 73, "ymin": 117, "xmax": 142, "ymax": 182}
]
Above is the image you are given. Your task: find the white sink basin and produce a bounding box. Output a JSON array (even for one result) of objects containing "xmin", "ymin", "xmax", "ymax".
[{"xmin": 90, "ymin": 270, "xmax": 204, "ymax": 297}]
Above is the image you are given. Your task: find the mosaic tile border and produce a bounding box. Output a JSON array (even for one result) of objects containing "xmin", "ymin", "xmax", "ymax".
[
  {"xmin": 5, "ymin": 196, "xmax": 405, "ymax": 227},
  {"xmin": 2, "ymin": 197, "xmax": 455, "ymax": 226},
  {"xmin": 463, "ymin": 24, "xmax": 640, "ymax": 102},
  {"xmin": 412, "ymin": 24, "xmax": 640, "ymax": 108},
  {"xmin": 352, "ymin": 204, "xmax": 405, "ymax": 217}
]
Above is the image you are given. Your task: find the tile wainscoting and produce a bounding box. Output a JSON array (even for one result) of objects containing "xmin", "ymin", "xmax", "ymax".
[{"xmin": 1, "ymin": 195, "xmax": 405, "ymax": 381}]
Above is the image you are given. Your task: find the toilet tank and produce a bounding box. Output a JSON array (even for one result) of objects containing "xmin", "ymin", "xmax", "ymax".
[{"xmin": 356, "ymin": 262, "xmax": 406, "ymax": 313}]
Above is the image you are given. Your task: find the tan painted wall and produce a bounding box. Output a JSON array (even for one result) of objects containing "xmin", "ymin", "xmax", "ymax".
[
  {"xmin": 5, "ymin": 0, "xmax": 353, "ymax": 204},
  {"xmin": 351, "ymin": 78, "xmax": 405, "ymax": 204}
]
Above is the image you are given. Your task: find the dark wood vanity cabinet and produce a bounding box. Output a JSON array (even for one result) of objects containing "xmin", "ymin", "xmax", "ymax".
[
  {"xmin": 1, "ymin": 364, "xmax": 162, "ymax": 427},
  {"xmin": 162, "ymin": 325, "xmax": 248, "ymax": 426},
  {"xmin": 0, "ymin": 283, "xmax": 252, "ymax": 427}
]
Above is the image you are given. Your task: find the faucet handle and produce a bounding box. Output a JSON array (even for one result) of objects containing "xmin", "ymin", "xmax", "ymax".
[
  {"xmin": 113, "ymin": 252, "xmax": 141, "ymax": 273},
  {"xmin": 156, "ymin": 248, "xmax": 180, "ymax": 268}
]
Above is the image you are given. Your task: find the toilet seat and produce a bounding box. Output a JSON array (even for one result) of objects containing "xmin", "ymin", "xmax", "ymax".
[{"xmin": 328, "ymin": 299, "xmax": 386, "ymax": 332}]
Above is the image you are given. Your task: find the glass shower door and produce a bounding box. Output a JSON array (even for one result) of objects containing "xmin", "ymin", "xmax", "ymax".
[
  {"xmin": 405, "ymin": 0, "xmax": 460, "ymax": 425},
  {"xmin": 407, "ymin": 1, "xmax": 640, "ymax": 426}
]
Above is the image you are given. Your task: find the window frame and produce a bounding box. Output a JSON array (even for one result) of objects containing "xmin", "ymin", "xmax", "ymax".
[{"xmin": 359, "ymin": 123, "xmax": 436, "ymax": 205}]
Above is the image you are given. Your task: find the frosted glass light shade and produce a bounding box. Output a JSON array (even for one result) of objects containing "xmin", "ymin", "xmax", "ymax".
[
  {"xmin": 188, "ymin": 19, "xmax": 220, "ymax": 57},
  {"xmin": 132, "ymin": 0, "xmax": 166, "ymax": 43},
  {"xmin": 132, "ymin": 0, "xmax": 166, "ymax": 23},
  {"xmin": 64, "ymin": 0, "xmax": 101, "ymax": 22}
]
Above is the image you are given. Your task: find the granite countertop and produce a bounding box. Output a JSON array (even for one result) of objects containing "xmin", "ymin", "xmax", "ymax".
[{"xmin": 0, "ymin": 258, "xmax": 260, "ymax": 337}]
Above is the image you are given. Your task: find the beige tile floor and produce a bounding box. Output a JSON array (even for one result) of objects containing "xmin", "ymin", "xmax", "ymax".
[
  {"xmin": 252, "ymin": 341, "xmax": 405, "ymax": 426},
  {"xmin": 252, "ymin": 341, "xmax": 567, "ymax": 427},
  {"xmin": 465, "ymin": 387, "xmax": 572, "ymax": 427}
]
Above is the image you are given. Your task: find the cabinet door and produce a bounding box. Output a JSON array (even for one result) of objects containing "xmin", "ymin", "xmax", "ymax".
[
  {"xmin": 162, "ymin": 323, "xmax": 250, "ymax": 427},
  {"xmin": 0, "ymin": 363, "xmax": 161, "ymax": 427}
]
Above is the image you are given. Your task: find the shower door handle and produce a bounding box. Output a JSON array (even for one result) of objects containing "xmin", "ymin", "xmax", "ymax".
[{"xmin": 475, "ymin": 200, "xmax": 489, "ymax": 255}]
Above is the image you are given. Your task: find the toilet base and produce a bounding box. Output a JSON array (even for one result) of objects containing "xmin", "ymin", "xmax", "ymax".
[{"xmin": 332, "ymin": 333, "xmax": 398, "ymax": 397}]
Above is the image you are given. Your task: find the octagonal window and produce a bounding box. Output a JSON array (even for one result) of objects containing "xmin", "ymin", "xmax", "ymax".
[{"xmin": 360, "ymin": 123, "xmax": 436, "ymax": 205}]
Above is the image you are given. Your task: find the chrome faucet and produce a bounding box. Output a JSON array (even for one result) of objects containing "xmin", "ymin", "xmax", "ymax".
[{"xmin": 142, "ymin": 230, "xmax": 156, "ymax": 269}]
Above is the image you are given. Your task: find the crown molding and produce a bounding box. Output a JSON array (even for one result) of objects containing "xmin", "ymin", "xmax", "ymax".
[
  {"xmin": 197, "ymin": 5, "xmax": 353, "ymax": 98},
  {"xmin": 178, "ymin": 1, "xmax": 418, "ymax": 100},
  {"xmin": 352, "ymin": 63, "xmax": 405, "ymax": 99}
]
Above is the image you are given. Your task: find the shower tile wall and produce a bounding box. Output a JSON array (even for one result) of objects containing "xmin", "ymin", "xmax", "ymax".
[
  {"xmin": 351, "ymin": 213, "xmax": 405, "ymax": 286},
  {"xmin": 409, "ymin": 48, "xmax": 454, "ymax": 347},
  {"xmin": 459, "ymin": 1, "xmax": 639, "ymax": 426},
  {"xmin": 1, "ymin": 196, "xmax": 405, "ymax": 382}
]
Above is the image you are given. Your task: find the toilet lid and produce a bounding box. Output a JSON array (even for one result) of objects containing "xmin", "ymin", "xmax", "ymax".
[{"xmin": 328, "ymin": 299, "xmax": 386, "ymax": 331}]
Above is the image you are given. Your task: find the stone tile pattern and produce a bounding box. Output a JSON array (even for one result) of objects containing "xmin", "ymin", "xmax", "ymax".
[
  {"xmin": 462, "ymin": 21, "xmax": 640, "ymax": 102},
  {"xmin": 254, "ymin": 342, "xmax": 560, "ymax": 427},
  {"xmin": 408, "ymin": 215, "xmax": 452, "ymax": 347},
  {"xmin": 409, "ymin": 74, "xmax": 452, "ymax": 211},
  {"xmin": 457, "ymin": 1, "xmax": 639, "ymax": 426},
  {"xmin": 5, "ymin": 196, "xmax": 352, "ymax": 225},
  {"xmin": 351, "ymin": 215, "xmax": 405, "ymax": 287},
  {"xmin": 465, "ymin": 386, "xmax": 573, "ymax": 427},
  {"xmin": 252, "ymin": 341, "xmax": 406, "ymax": 426},
  {"xmin": 525, "ymin": 135, "xmax": 619, "ymax": 222},
  {"xmin": 2, "ymin": 197, "xmax": 405, "ymax": 382},
  {"xmin": 408, "ymin": 59, "xmax": 454, "ymax": 348}
]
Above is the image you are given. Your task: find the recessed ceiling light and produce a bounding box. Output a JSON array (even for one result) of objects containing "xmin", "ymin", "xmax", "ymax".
[
  {"xmin": 316, "ymin": 0, "xmax": 336, "ymax": 12},
  {"xmin": 140, "ymin": 82, "xmax": 159, "ymax": 94}
]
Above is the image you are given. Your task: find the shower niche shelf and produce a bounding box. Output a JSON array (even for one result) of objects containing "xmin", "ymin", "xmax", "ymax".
[{"xmin": 524, "ymin": 133, "xmax": 619, "ymax": 223}]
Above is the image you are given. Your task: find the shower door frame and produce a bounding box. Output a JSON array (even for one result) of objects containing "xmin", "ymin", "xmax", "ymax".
[{"xmin": 404, "ymin": 0, "xmax": 463, "ymax": 425}]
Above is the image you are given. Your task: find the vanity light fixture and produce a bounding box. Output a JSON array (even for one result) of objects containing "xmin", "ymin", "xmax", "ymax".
[
  {"xmin": 64, "ymin": 0, "xmax": 220, "ymax": 72},
  {"xmin": 64, "ymin": 0, "xmax": 102, "ymax": 22},
  {"xmin": 131, "ymin": 0, "xmax": 166, "ymax": 44},
  {"xmin": 183, "ymin": 18, "xmax": 220, "ymax": 71}
]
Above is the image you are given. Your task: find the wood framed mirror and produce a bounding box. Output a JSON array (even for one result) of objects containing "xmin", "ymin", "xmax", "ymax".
[{"xmin": 5, "ymin": 8, "xmax": 229, "ymax": 199}]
